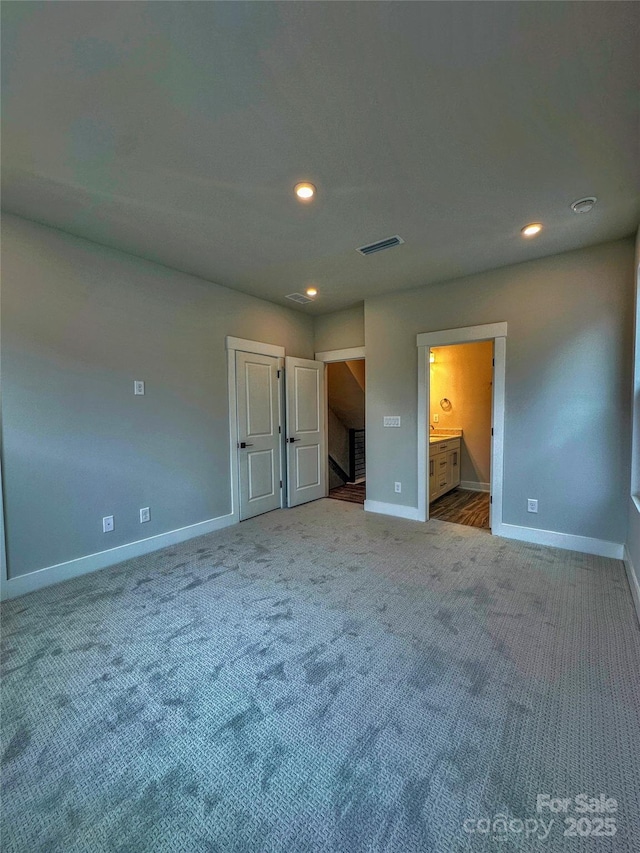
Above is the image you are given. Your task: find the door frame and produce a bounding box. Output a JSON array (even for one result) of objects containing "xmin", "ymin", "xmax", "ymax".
[
  {"xmin": 226, "ymin": 337, "xmax": 286, "ymax": 524},
  {"xmin": 416, "ymin": 323, "xmax": 507, "ymax": 529},
  {"xmin": 315, "ymin": 346, "xmax": 366, "ymax": 497},
  {"xmin": 0, "ymin": 453, "xmax": 8, "ymax": 599}
]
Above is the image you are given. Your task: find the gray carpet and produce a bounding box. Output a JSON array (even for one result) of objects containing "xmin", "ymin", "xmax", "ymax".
[{"xmin": 1, "ymin": 499, "xmax": 639, "ymax": 852}]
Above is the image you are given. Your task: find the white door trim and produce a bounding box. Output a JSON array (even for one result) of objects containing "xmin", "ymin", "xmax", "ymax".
[
  {"xmin": 490, "ymin": 336, "xmax": 507, "ymax": 534},
  {"xmin": 315, "ymin": 346, "xmax": 366, "ymax": 363},
  {"xmin": 226, "ymin": 336, "xmax": 285, "ymax": 358},
  {"xmin": 227, "ymin": 337, "xmax": 285, "ymax": 524},
  {"xmin": 0, "ymin": 453, "xmax": 8, "ymax": 598},
  {"xmin": 416, "ymin": 323, "xmax": 507, "ymax": 528},
  {"xmin": 416, "ymin": 323, "xmax": 507, "ymax": 349}
]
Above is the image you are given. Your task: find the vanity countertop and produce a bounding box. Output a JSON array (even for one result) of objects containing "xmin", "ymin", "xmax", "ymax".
[{"xmin": 429, "ymin": 431, "xmax": 462, "ymax": 444}]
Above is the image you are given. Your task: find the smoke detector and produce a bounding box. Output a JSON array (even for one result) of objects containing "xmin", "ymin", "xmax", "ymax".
[{"xmin": 570, "ymin": 197, "xmax": 597, "ymax": 214}]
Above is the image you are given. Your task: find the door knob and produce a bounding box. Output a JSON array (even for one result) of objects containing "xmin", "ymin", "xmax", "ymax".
[
  {"xmin": 239, "ymin": 442, "xmax": 254, "ymax": 448},
  {"xmin": 288, "ymin": 437, "xmax": 300, "ymax": 443}
]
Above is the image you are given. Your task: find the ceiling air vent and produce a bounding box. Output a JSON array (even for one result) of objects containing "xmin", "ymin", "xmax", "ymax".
[
  {"xmin": 285, "ymin": 292, "xmax": 313, "ymax": 304},
  {"xmin": 356, "ymin": 235, "xmax": 404, "ymax": 256}
]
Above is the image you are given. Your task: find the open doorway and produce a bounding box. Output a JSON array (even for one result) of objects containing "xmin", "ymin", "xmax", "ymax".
[
  {"xmin": 428, "ymin": 342, "xmax": 492, "ymax": 530},
  {"xmin": 326, "ymin": 359, "xmax": 365, "ymax": 505},
  {"xmin": 416, "ymin": 322, "xmax": 507, "ymax": 531}
]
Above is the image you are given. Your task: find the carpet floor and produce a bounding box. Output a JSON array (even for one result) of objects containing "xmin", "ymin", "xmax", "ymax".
[
  {"xmin": 328, "ymin": 482, "xmax": 366, "ymax": 504},
  {"xmin": 430, "ymin": 489, "xmax": 490, "ymax": 529},
  {"xmin": 1, "ymin": 500, "xmax": 639, "ymax": 852}
]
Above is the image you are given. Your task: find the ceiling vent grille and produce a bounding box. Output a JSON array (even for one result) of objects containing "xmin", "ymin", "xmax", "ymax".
[
  {"xmin": 356, "ymin": 235, "xmax": 404, "ymax": 256},
  {"xmin": 285, "ymin": 292, "xmax": 313, "ymax": 304}
]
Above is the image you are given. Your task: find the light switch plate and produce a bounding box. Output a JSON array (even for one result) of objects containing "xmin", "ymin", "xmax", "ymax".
[
  {"xmin": 102, "ymin": 515, "xmax": 114, "ymax": 533},
  {"xmin": 383, "ymin": 416, "xmax": 401, "ymax": 427}
]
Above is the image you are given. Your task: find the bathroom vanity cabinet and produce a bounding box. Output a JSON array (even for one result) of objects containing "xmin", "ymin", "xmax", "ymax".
[{"xmin": 429, "ymin": 436, "xmax": 461, "ymax": 502}]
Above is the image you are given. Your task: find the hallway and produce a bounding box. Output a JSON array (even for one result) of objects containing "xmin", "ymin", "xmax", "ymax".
[{"xmin": 328, "ymin": 482, "xmax": 366, "ymax": 505}]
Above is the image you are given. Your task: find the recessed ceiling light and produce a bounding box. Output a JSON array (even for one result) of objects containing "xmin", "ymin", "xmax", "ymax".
[
  {"xmin": 521, "ymin": 223, "xmax": 542, "ymax": 237},
  {"xmin": 285, "ymin": 292, "xmax": 313, "ymax": 304},
  {"xmin": 570, "ymin": 197, "xmax": 597, "ymax": 213},
  {"xmin": 294, "ymin": 182, "xmax": 316, "ymax": 201},
  {"xmin": 305, "ymin": 286, "xmax": 318, "ymax": 297}
]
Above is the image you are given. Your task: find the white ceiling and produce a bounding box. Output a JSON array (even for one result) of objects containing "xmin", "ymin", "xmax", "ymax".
[{"xmin": 2, "ymin": 1, "xmax": 639, "ymax": 314}]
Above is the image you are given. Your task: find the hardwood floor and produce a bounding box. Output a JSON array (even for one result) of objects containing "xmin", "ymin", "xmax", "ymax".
[
  {"xmin": 328, "ymin": 482, "xmax": 366, "ymax": 505},
  {"xmin": 429, "ymin": 488, "xmax": 490, "ymax": 529}
]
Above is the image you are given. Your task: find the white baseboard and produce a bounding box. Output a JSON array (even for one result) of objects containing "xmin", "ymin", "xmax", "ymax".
[
  {"xmin": 0, "ymin": 513, "xmax": 236, "ymax": 601},
  {"xmin": 362, "ymin": 504, "xmax": 624, "ymax": 559},
  {"xmin": 364, "ymin": 500, "xmax": 421, "ymax": 521},
  {"xmin": 460, "ymin": 480, "xmax": 490, "ymax": 492},
  {"xmin": 493, "ymin": 522, "xmax": 624, "ymax": 560},
  {"xmin": 624, "ymin": 545, "xmax": 640, "ymax": 627}
]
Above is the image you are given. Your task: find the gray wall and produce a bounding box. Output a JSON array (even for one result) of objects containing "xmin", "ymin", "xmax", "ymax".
[
  {"xmin": 365, "ymin": 238, "xmax": 634, "ymax": 544},
  {"xmin": 2, "ymin": 215, "xmax": 635, "ymax": 586},
  {"xmin": 1, "ymin": 214, "xmax": 314, "ymax": 579},
  {"xmin": 314, "ymin": 304, "xmax": 364, "ymax": 353}
]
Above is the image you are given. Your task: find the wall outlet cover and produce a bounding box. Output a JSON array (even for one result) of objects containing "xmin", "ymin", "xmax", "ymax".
[
  {"xmin": 134, "ymin": 380, "xmax": 145, "ymax": 395},
  {"xmin": 527, "ymin": 499, "xmax": 538, "ymax": 513},
  {"xmin": 394, "ymin": 482, "xmax": 402, "ymax": 493},
  {"xmin": 140, "ymin": 507, "xmax": 150, "ymax": 523}
]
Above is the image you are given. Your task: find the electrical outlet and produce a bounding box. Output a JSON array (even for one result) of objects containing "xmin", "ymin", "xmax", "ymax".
[
  {"xmin": 433, "ymin": 414, "xmax": 439, "ymax": 422},
  {"xmin": 134, "ymin": 380, "xmax": 145, "ymax": 396},
  {"xmin": 527, "ymin": 499, "xmax": 538, "ymax": 513},
  {"xmin": 140, "ymin": 507, "xmax": 150, "ymax": 523},
  {"xmin": 394, "ymin": 482, "xmax": 402, "ymax": 493},
  {"xmin": 102, "ymin": 515, "xmax": 114, "ymax": 533}
]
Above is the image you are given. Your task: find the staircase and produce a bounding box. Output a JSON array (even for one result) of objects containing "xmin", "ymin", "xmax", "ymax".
[
  {"xmin": 329, "ymin": 455, "xmax": 350, "ymax": 486},
  {"xmin": 329, "ymin": 429, "xmax": 365, "ymax": 486},
  {"xmin": 349, "ymin": 429, "xmax": 366, "ymax": 482}
]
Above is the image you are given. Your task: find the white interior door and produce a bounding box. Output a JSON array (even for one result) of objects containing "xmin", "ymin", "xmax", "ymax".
[
  {"xmin": 236, "ymin": 351, "xmax": 282, "ymax": 521},
  {"xmin": 286, "ymin": 357, "xmax": 326, "ymax": 507}
]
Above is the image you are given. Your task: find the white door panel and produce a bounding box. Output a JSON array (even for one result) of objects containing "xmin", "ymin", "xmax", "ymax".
[
  {"xmin": 286, "ymin": 357, "xmax": 326, "ymax": 507},
  {"xmin": 245, "ymin": 362, "xmax": 273, "ymax": 436},
  {"xmin": 236, "ymin": 352, "xmax": 281, "ymax": 520},
  {"xmin": 295, "ymin": 444, "xmax": 321, "ymax": 490},
  {"xmin": 293, "ymin": 367, "xmax": 321, "ymax": 432},
  {"xmin": 247, "ymin": 450, "xmax": 276, "ymax": 501}
]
